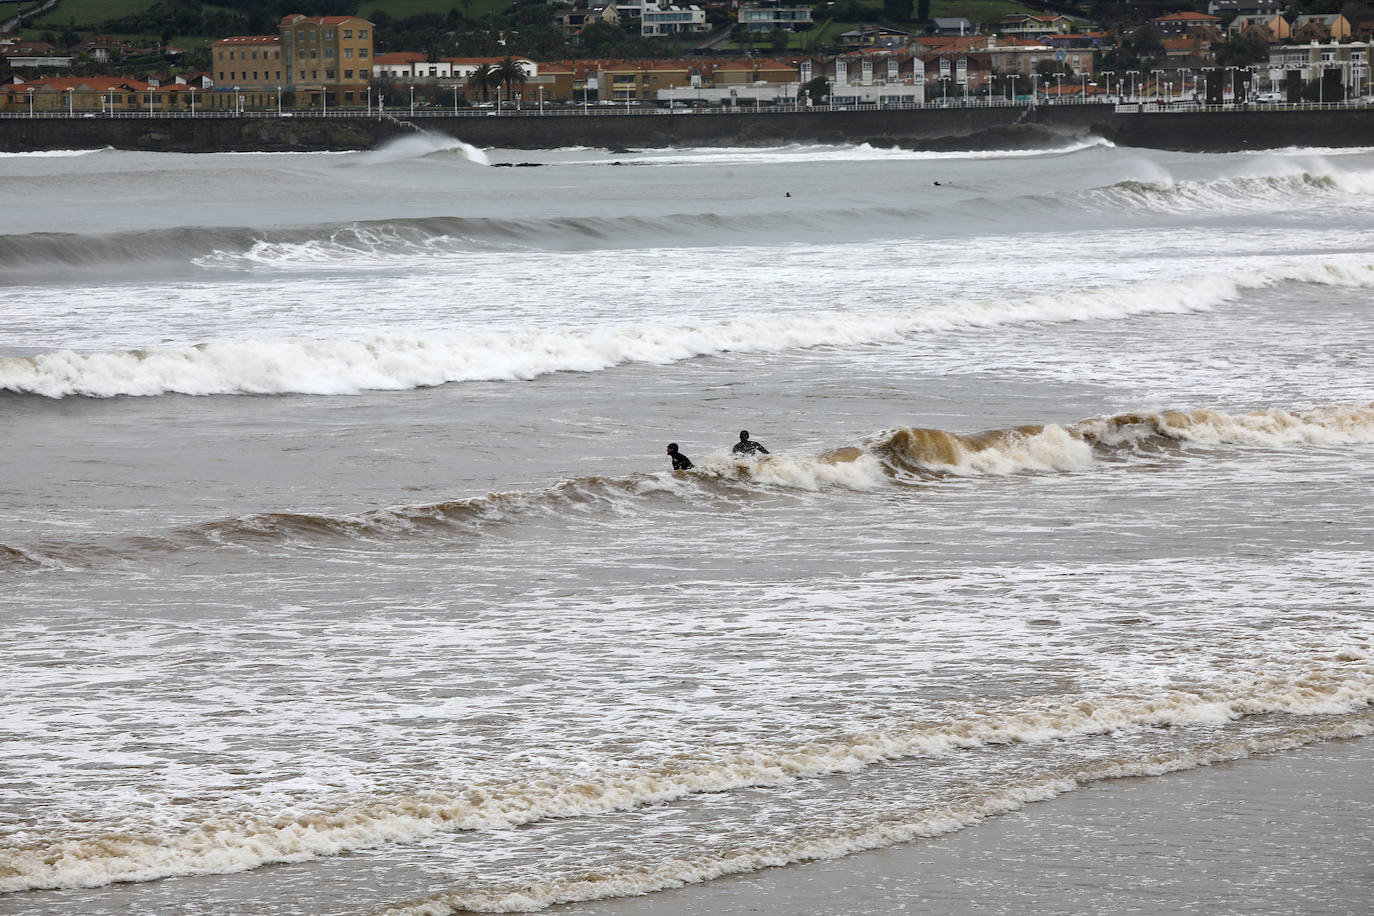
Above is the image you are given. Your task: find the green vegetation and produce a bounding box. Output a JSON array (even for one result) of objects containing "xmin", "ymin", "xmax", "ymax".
[
  {"xmin": 358, "ymin": 0, "xmax": 511, "ymax": 18},
  {"xmin": 32, "ymin": 0, "xmax": 159, "ymax": 28}
]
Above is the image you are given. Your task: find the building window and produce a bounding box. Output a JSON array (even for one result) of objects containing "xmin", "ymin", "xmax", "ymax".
[
  {"xmin": 326, "ymin": 69, "xmax": 335, "ymax": 79},
  {"xmin": 358, "ymin": 29, "xmax": 368, "ymax": 38},
  {"xmin": 344, "ymin": 69, "xmax": 353, "ymax": 79},
  {"xmin": 343, "ymin": 29, "xmax": 352, "ymax": 38},
  {"xmin": 325, "ymin": 47, "xmax": 335, "ymax": 58},
  {"xmin": 325, "ymin": 29, "xmax": 336, "ymax": 39},
  {"xmin": 344, "ymin": 47, "xmax": 353, "ymax": 58},
  {"xmin": 359, "ymin": 48, "xmax": 368, "ymax": 58}
]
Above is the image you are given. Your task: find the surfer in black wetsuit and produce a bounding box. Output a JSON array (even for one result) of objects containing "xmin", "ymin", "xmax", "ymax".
[
  {"xmin": 732, "ymin": 430, "xmax": 769, "ymax": 456},
  {"xmin": 666, "ymin": 443, "xmax": 694, "ymax": 470}
]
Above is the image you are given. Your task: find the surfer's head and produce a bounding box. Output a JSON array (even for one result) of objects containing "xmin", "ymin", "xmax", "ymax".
[
  {"xmin": 666, "ymin": 443, "xmax": 679, "ymax": 454},
  {"xmin": 739, "ymin": 430, "xmax": 750, "ymax": 441}
]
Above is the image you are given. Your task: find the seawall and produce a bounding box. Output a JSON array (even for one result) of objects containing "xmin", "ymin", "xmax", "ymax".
[{"xmin": 2, "ymin": 104, "xmax": 1373, "ymax": 153}]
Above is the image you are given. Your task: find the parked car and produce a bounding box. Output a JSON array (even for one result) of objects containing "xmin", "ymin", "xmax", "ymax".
[{"xmin": 1255, "ymin": 91, "xmax": 1283, "ymax": 104}]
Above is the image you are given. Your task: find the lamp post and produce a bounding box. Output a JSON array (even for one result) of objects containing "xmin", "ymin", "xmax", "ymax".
[
  {"xmin": 453, "ymin": 84, "xmax": 458, "ymax": 114},
  {"xmin": 409, "ymin": 84, "xmax": 414, "ymax": 115},
  {"xmin": 233, "ymin": 85, "xmax": 239, "ymax": 114},
  {"xmin": 1100, "ymin": 70, "xmax": 1113, "ymax": 102},
  {"xmin": 1079, "ymin": 72, "xmax": 1085, "ymax": 103},
  {"xmin": 26, "ymin": 87, "xmax": 34, "ymax": 117},
  {"xmin": 1151, "ymin": 69, "xmax": 1162, "ymax": 104},
  {"xmin": 189, "ymin": 86, "xmax": 196, "ymax": 116},
  {"xmin": 67, "ymin": 88, "xmax": 74, "ymax": 115},
  {"xmin": 322, "ymin": 87, "xmax": 327, "ymax": 115},
  {"xmin": 1056, "ymin": 71, "xmax": 1062, "ymax": 103},
  {"xmin": 277, "ymin": 85, "xmax": 282, "ymax": 116},
  {"xmin": 1031, "ymin": 73, "xmax": 1038, "ymax": 106},
  {"xmin": 1009, "ymin": 73, "xmax": 1018, "ymax": 102},
  {"xmin": 1200, "ymin": 67, "xmax": 1213, "ymax": 104}
]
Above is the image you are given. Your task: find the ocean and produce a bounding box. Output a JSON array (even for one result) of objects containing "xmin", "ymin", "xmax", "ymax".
[{"xmin": 1, "ymin": 133, "xmax": 1372, "ymax": 915}]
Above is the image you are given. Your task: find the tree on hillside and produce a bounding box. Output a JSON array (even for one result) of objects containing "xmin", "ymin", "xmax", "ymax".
[
  {"xmin": 1214, "ymin": 34, "xmax": 1270, "ymax": 67},
  {"xmin": 917, "ymin": 0, "xmax": 931, "ymax": 23},
  {"xmin": 883, "ymin": 0, "xmax": 912, "ymax": 21}
]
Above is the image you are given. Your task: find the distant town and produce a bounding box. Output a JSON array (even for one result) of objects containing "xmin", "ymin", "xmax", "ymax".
[{"xmin": 1, "ymin": 1, "xmax": 1371, "ymax": 114}]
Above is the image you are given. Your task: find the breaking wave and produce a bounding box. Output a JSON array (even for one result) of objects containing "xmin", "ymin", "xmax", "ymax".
[
  {"xmin": 1085, "ymin": 168, "xmax": 1374, "ymax": 214},
  {"xmin": 3, "ymin": 403, "xmax": 1371, "ymax": 573},
  {"xmin": 4, "ymin": 664, "xmax": 1370, "ymax": 895},
  {"xmin": 5, "ymin": 259, "xmax": 1373, "ymax": 399}
]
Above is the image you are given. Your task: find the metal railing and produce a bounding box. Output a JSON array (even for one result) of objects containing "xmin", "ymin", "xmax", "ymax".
[
  {"xmin": 0, "ymin": 98, "xmax": 1112, "ymax": 120},
  {"xmin": 5, "ymin": 98, "xmax": 1369, "ymax": 120}
]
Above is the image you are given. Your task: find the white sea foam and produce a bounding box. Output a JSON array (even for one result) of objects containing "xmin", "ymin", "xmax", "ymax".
[
  {"xmin": 0, "ymin": 147, "xmax": 108, "ymax": 158},
  {"xmin": 351, "ymin": 132, "xmax": 490, "ymax": 166},
  {"xmin": 380, "ymin": 717, "xmax": 1374, "ymax": 915},
  {"xmin": 6, "ymin": 258, "xmax": 1372, "ymax": 398},
  {"xmin": 1087, "ymin": 167, "xmax": 1374, "ymax": 213},
  {"xmin": 3, "ymin": 666, "xmax": 1368, "ymax": 894},
  {"xmin": 568, "ymin": 137, "xmax": 1112, "ymax": 167}
]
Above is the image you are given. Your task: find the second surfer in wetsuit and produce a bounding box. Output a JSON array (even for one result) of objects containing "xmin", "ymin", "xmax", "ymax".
[
  {"xmin": 732, "ymin": 430, "xmax": 769, "ymax": 456},
  {"xmin": 666, "ymin": 442, "xmax": 694, "ymax": 470}
]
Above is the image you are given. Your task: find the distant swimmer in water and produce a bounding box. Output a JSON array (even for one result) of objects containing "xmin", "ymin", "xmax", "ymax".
[
  {"xmin": 932, "ymin": 180, "xmax": 942, "ymax": 186},
  {"xmin": 732, "ymin": 430, "xmax": 769, "ymax": 456},
  {"xmin": 785, "ymin": 191, "xmax": 792, "ymax": 197},
  {"xmin": 666, "ymin": 442, "xmax": 694, "ymax": 470}
]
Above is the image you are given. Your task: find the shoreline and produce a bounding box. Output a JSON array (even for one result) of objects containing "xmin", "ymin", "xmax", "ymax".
[
  {"xmin": 559, "ymin": 733, "xmax": 1374, "ymax": 916},
  {"xmin": 4, "ymin": 105, "xmax": 1374, "ymax": 153}
]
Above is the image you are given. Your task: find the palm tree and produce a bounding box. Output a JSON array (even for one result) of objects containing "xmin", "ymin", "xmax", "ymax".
[
  {"xmin": 496, "ymin": 56, "xmax": 528, "ymax": 99},
  {"xmin": 468, "ymin": 63, "xmax": 496, "ymax": 102}
]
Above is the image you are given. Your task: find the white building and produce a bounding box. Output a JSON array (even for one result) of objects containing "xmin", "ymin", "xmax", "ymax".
[
  {"xmin": 372, "ymin": 53, "xmax": 538, "ymax": 80},
  {"xmin": 640, "ymin": 4, "xmax": 708, "ymax": 38}
]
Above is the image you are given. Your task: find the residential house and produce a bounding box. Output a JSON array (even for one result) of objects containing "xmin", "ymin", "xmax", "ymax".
[
  {"xmin": 640, "ymin": 4, "xmax": 707, "ymax": 37},
  {"xmin": 1151, "ymin": 12, "xmax": 1222, "ymax": 38},
  {"xmin": 1291, "ymin": 14, "xmax": 1352, "ymax": 43},
  {"xmin": 932, "ymin": 18, "xmax": 977, "ymax": 36},
  {"xmin": 554, "ymin": 3, "xmax": 620, "ymax": 37},
  {"xmin": 738, "ymin": 2, "xmax": 814, "ymax": 33},
  {"xmin": 997, "ymin": 15, "xmax": 1073, "ymax": 39},
  {"xmin": 838, "ymin": 26, "xmax": 912, "ymax": 48},
  {"xmin": 1228, "ymin": 14, "xmax": 1290, "ymax": 43},
  {"xmin": 1206, "ymin": 0, "xmax": 1284, "ymax": 17}
]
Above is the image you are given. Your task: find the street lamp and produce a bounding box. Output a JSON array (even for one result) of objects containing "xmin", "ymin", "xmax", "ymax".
[
  {"xmin": 277, "ymin": 85, "xmax": 282, "ymax": 116},
  {"xmin": 1151, "ymin": 69, "xmax": 1163, "ymax": 104},
  {"xmin": 66, "ymin": 87, "xmax": 74, "ymax": 115},
  {"xmin": 233, "ymin": 85, "xmax": 239, "ymax": 114},
  {"xmin": 453, "ymin": 84, "xmax": 458, "ymax": 114},
  {"xmin": 1009, "ymin": 73, "xmax": 1018, "ymax": 102},
  {"xmin": 26, "ymin": 87, "xmax": 34, "ymax": 117},
  {"xmin": 409, "ymin": 84, "xmax": 414, "ymax": 115},
  {"xmin": 189, "ymin": 86, "xmax": 196, "ymax": 116}
]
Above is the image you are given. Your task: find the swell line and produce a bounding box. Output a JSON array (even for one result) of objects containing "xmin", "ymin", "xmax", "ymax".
[
  {"xmin": 3, "ymin": 402, "xmax": 1372, "ymax": 574},
  {"xmin": 4, "ymin": 259, "xmax": 1373, "ymax": 399}
]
